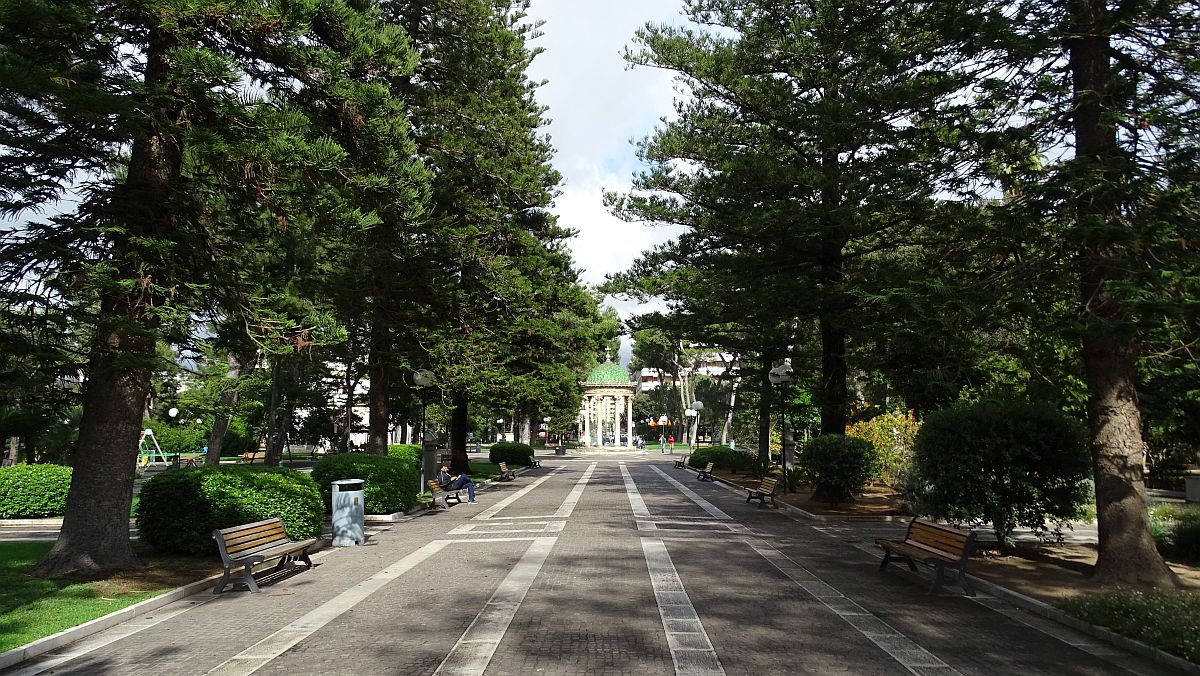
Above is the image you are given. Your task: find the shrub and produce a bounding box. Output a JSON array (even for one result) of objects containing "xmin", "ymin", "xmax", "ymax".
[
  {"xmin": 312, "ymin": 453, "xmax": 418, "ymax": 515},
  {"xmin": 1150, "ymin": 504, "xmax": 1200, "ymax": 561},
  {"xmin": 0, "ymin": 464, "xmax": 73, "ymax": 518},
  {"xmin": 688, "ymin": 446, "xmax": 757, "ymax": 473},
  {"xmin": 137, "ymin": 466, "xmax": 323, "ymax": 554},
  {"xmin": 142, "ymin": 419, "xmax": 208, "ymax": 457},
  {"xmin": 489, "ymin": 441, "xmax": 534, "ymax": 466},
  {"xmin": 846, "ymin": 410, "xmax": 921, "ymax": 487},
  {"xmin": 907, "ymin": 399, "xmax": 1091, "ymax": 544},
  {"xmin": 797, "ymin": 435, "xmax": 876, "ymax": 505}
]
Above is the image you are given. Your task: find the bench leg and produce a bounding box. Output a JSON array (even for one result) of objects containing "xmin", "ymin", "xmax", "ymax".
[
  {"xmin": 767, "ymin": 494, "xmax": 777, "ymax": 508},
  {"xmin": 213, "ymin": 568, "xmax": 232, "ymax": 594},
  {"xmin": 242, "ymin": 561, "xmax": 262, "ymax": 593},
  {"xmin": 299, "ymin": 550, "xmax": 314, "ymax": 568},
  {"xmin": 957, "ymin": 569, "xmax": 975, "ymax": 596},
  {"xmin": 929, "ymin": 565, "xmax": 946, "ymax": 595}
]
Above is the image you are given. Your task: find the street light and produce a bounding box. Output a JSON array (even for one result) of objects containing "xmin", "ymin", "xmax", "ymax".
[
  {"xmin": 496, "ymin": 419, "xmax": 505, "ymax": 443},
  {"xmin": 412, "ymin": 369, "xmax": 436, "ymax": 493},
  {"xmin": 690, "ymin": 400, "xmax": 704, "ymax": 449},
  {"xmin": 769, "ymin": 361, "xmax": 794, "ymax": 493}
]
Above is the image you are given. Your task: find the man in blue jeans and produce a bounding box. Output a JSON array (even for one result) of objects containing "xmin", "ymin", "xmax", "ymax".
[{"xmin": 437, "ymin": 465, "xmax": 477, "ymax": 503}]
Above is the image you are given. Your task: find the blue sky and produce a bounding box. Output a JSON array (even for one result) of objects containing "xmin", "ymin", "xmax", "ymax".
[{"xmin": 525, "ymin": 0, "xmax": 689, "ymax": 330}]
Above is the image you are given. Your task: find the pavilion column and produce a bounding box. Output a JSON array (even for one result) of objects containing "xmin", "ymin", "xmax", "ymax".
[
  {"xmin": 584, "ymin": 396, "xmax": 592, "ymax": 447},
  {"xmin": 626, "ymin": 395, "xmax": 634, "ymax": 448},
  {"xmin": 604, "ymin": 395, "xmax": 612, "ymax": 446}
]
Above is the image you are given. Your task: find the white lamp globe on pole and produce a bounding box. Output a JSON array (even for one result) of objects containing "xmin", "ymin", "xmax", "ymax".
[{"xmin": 689, "ymin": 400, "xmax": 704, "ymax": 449}]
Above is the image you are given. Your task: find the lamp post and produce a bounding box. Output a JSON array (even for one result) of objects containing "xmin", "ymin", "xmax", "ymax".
[
  {"xmin": 657, "ymin": 415, "xmax": 669, "ymax": 453},
  {"xmin": 690, "ymin": 400, "xmax": 704, "ymax": 450},
  {"xmin": 413, "ymin": 369, "xmax": 435, "ymax": 494},
  {"xmin": 768, "ymin": 362, "xmax": 794, "ymax": 493},
  {"xmin": 496, "ymin": 419, "xmax": 505, "ymax": 443}
]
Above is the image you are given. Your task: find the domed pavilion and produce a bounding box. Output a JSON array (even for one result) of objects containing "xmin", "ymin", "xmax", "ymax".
[{"xmin": 579, "ymin": 360, "xmax": 637, "ymax": 448}]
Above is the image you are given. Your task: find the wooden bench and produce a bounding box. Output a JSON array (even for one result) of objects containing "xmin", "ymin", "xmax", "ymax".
[
  {"xmin": 745, "ymin": 477, "xmax": 779, "ymax": 508},
  {"xmin": 876, "ymin": 518, "xmax": 977, "ymax": 595},
  {"xmin": 240, "ymin": 451, "xmax": 265, "ymax": 464},
  {"xmin": 696, "ymin": 462, "xmax": 715, "ymax": 481},
  {"xmin": 528, "ymin": 455, "xmax": 542, "ymax": 468},
  {"xmin": 212, "ymin": 518, "xmax": 315, "ymax": 593},
  {"xmin": 674, "ymin": 454, "xmax": 690, "ymax": 469},
  {"xmin": 497, "ymin": 462, "xmax": 516, "ymax": 481},
  {"xmin": 428, "ymin": 478, "xmax": 464, "ymax": 509}
]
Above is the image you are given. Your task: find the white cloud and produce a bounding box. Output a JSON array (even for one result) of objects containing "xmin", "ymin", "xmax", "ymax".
[{"xmin": 525, "ymin": 1, "xmax": 688, "ymax": 321}]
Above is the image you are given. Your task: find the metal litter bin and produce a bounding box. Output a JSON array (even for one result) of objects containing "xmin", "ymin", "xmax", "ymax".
[
  {"xmin": 555, "ymin": 444, "xmax": 566, "ymax": 456},
  {"xmin": 331, "ymin": 479, "xmax": 365, "ymax": 546}
]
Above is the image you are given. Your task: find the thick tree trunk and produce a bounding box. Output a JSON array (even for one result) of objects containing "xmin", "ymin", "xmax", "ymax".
[
  {"xmin": 265, "ymin": 358, "xmax": 284, "ymax": 466},
  {"xmin": 34, "ymin": 297, "xmax": 151, "ymax": 578},
  {"xmin": 520, "ymin": 418, "xmax": 532, "ymax": 445},
  {"xmin": 722, "ymin": 377, "xmax": 739, "ymax": 445},
  {"xmin": 1069, "ymin": 0, "xmax": 1176, "ymax": 587},
  {"xmin": 449, "ymin": 393, "xmax": 469, "ymax": 475},
  {"xmin": 818, "ymin": 139, "xmax": 849, "ymax": 437},
  {"xmin": 206, "ymin": 352, "xmax": 243, "ymax": 466},
  {"xmin": 818, "ymin": 313, "xmax": 848, "ymax": 436},
  {"xmin": 366, "ymin": 306, "xmax": 391, "ymax": 455},
  {"xmin": 34, "ymin": 26, "xmax": 181, "ymax": 578}
]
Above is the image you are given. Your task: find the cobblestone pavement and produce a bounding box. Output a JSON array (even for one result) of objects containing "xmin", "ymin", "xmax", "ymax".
[{"xmin": 2, "ymin": 453, "xmax": 1184, "ymax": 676}]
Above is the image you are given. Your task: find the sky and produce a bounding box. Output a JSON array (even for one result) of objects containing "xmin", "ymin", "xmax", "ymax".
[{"xmin": 523, "ymin": 1, "xmax": 691, "ymax": 359}]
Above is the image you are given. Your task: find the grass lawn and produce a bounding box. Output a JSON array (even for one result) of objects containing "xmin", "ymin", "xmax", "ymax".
[{"xmin": 0, "ymin": 541, "xmax": 219, "ymax": 653}]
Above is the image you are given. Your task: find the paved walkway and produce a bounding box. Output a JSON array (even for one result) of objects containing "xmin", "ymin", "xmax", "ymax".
[{"xmin": 1, "ymin": 453, "xmax": 1183, "ymax": 676}]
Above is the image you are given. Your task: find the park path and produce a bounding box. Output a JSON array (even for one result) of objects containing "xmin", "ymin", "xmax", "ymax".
[{"xmin": 1, "ymin": 453, "xmax": 1181, "ymax": 676}]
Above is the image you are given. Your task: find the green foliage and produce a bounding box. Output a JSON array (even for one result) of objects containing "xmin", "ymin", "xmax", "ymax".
[
  {"xmin": 1061, "ymin": 591, "xmax": 1200, "ymax": 664},
  {"xmin": 687, "ymin": 445, "xmax": 756, "ymax": 473},
  {"xmin": 846, "ymin": 410, "xmax": 921, "ymax": 487},
  {"xmin": 797, "ymin": 435, "xmax": 877, "ymax": 506},
  {"xmin": 488, "ymin": 442, "xmax": 535, "ymax": 466},
  {"xmin": 387, "ymin": 444, "xmax": 421, "ymax": 468},
  {"xmin": 1149, "ymin": 505, "xmax": 1200, "ymax": 562},
  {"xmin": 312, "ymin": 453, "xmax": 417, "ymax": 515},
  {"xmin": 137, "ymin": 466, "xmax": 322, "ymax": 555},
  {"xmin": 0, "ymin": 464, "xmax": 72, "ymax": 518},
  {"xmin": 907, "ymin": 400, "xmax": 1091, "ymax": 543}
]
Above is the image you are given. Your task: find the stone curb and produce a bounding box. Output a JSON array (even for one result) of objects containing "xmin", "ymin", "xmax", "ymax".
[{"xmin": 673, "ymin": 462, "xmax": 1199, "ymax": 673}]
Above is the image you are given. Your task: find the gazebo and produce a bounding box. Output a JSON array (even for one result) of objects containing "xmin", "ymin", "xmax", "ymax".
[{"xmin": 578, "ymin": 361, "xmax": 637, "ymax": 448}]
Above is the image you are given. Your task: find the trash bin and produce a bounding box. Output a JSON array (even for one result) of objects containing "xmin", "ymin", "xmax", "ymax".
[
  {"xmin": 1186, "ymin": 470, "xmax": 1200, "ymax": 503},
  {"xmin": 331, "ymin": 479, "xmax": 365, "ymax": 546},
  {"xmin": 555, "ymin": 444, "xmax": 565, "ymax": 456}
]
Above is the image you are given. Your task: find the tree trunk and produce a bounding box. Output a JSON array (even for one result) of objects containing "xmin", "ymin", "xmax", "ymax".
[
  {"xmin": 34, "ymin": 25, "xmax": 182, "ymax": 578},
  {"xmin": 265, "ymin": 358, "xmax": 283, "ymax": 466},
  {"xmin": 520, "ymin": 417, "xmax": 532, "ymax": 445},
  {"xmin": 206, "ymin": 352, "xmax": 243, "ymax": 466},
  {"xmin": 34, "ymin": 296, "xmax": 151, "ymax": 578},
  {"xmin": 366, "ymin": 305, "xmax": 391, "ymax": 455},
  {"xmin": 818, "ymin": 312, "xmax": 848, "ymax": 436},
  {"xmin": 722, "ymin": 377, "xmax": 739, "ymax": 445},
  {"xmin": 449, "ymin": 393, "xmax": 469, "ymax": 474},
  {"xmin": 1068, "ymin": 0, "xmax": 1176, "ymax": 587}
]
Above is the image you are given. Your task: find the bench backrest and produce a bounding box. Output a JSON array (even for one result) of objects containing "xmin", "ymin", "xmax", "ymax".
[
  {"xmin": 428, "ymin": 479, "xmax": 445, "ymax": 494},
  {"xmin": 703, "ymin": 462, "xmax": 714, "ymax": 472},
  {"xmin": 759, "ymin": 477, "xmax": 779, "ymax": 493},
  {"xmin": 213, "ymin": 518, "xmax": 291, "ymax": 558},
  {"xmin": 905, "ymin": 518, "xmax": 974, "ymax": 560},
  {"xmin": 498, "ymin": 462, "xmax": 509, "ymax": 472}
]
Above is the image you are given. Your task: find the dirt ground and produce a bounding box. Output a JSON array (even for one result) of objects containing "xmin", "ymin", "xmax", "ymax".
[{"xmin": 715, "ymin": 469, "xmax": 1200, "ymax": 603}]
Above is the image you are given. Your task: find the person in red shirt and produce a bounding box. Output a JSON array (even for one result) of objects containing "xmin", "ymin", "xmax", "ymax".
[{"xmin": 667, "ymin": 434, "xmax": 675, "ymax": 451}]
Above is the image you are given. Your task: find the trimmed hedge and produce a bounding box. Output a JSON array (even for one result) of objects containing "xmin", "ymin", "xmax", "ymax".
[
  {"xmin": 687, "ymin": 446, "xmax": 756, "ymax": 473},
  {"xmin": 0, "ymin": 464, "xmax": 73, "ymax": 518},
  {"xmin": 489, "ymin": 442, "xmax": 534, "ymax": 466},
  {"xmin": 907, "ymin": 399, "xmax": 1091, "ymax": 544},
  {"xmin": 312, "ymin": 453, "xmax": 418, "ymax": 515},
  {"xmin": 387, "ymin": 444, "xmax": 421, "ymax": 466},
  {"xmin": 798, "ymin": 435, "xmax": 876, "ymax": 505},
  {"xmin": 137, "ymin": 466, "xmax": 323, "ymax": 554}
]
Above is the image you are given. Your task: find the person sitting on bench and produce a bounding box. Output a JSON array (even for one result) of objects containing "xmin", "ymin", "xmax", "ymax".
[{"xmin": 437, "ymin": 464, "xmax": 477, "ymax": 503}]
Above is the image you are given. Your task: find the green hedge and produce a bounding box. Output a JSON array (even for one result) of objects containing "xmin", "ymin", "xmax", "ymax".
[
  {"xmin": 387, "ymin": 444, "xmax": 421, "ymax": 468},
  {"xmin": 137, "ymin": 466, "xmax": 323, "ymax": 554},
  {"xmin": 687, "ymin": 446, "xmax": 756, "ymax": 473},
  {"xmin": 312, "ymin": 453, "xmax": 418, "ymax": 515},
  {"xmin": 489, "ymin": 442, "xmax": 534, "ymax": 466},
  {"xmin": 798, "ymin": 435, "xmax": 876, "ymax": 505},
  {"xmin": 0, "ymin": 464, "xmax": 73, "ymax": 518},
  {"xmin": 907, "ymin": 399, "xmax": 1091, "ymax": 544},
  {"xmin": 1151, "ymin": 504, "xmax": 1200, "ymax": 561}
]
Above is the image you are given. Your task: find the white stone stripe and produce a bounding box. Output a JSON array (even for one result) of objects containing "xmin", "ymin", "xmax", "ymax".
[
  {"xmin": 747, "ymin": 540, "xmax": 961, "ymax": 675},
  {"xmin": 641, "ymin": 538, "xmax": 726, "ymax": 676},
  {"xmin": 649, "ymin": 466, "xmax": 732, "ymax": 520},
  {"xmin": 434, "ymin": 537, "xmax": 557, "ymax": 675},
  {"xmin": 448, "ymin": 521, "xmax": 565, "ymax": 535},
  {"xmin": 205, "ymin": 541, "xmax": 451, "ymax": 676},
  {"xmin": 636, "ymin": 520, "xmax": 749, "ymax": 534},
  {"xmin": 474, "ymin": 467, "xmax": 566, "ymax": 520},
  {"xmin": 619, "ymin": 462, "xmax": 652, "ymax": 519},
  {"xmin": 553, "ymin": 462, "xmax": 597, "ymax": 517}
]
